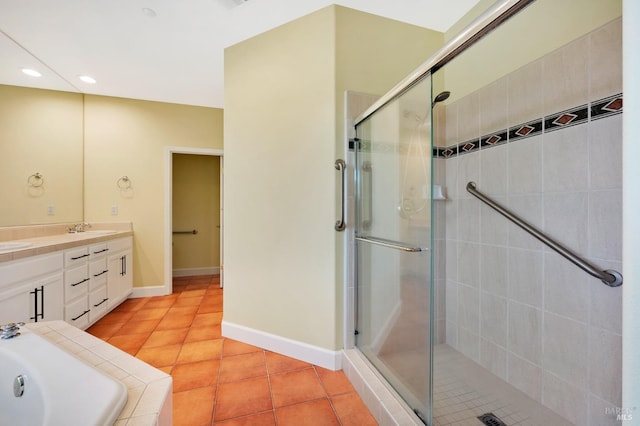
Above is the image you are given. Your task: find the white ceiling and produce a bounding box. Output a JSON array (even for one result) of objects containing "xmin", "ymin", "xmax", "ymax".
[{"xmin": 0, "ymin": 0, "xmax": 480, "ymax": 108}]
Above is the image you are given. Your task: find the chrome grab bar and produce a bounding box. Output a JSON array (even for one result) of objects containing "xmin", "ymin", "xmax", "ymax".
[
  {"xmin": 335, "ymin": 159, "xmax": 346, "ymax": 231},
  {"xmin": 173, "ymin": 230, "xmax": 198, "ymax": 235},
  {"xmin": 466, "ymin": 182, "xmax": 623, "ymax": 287},
  {"xmin": 356, "ymin": 236, "xmax": 428, "ymax": 252}
]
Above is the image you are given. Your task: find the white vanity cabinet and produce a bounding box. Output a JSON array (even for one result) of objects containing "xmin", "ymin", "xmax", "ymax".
[
  {"xmin": 107, "ymin": 237, "xmax": 133, "ymax": 309},
  {"xmin": 0, "ymin": 252, "xmax": 64, "ymax": 324},
  {"xmin": 0, "ymin": 234, "xmax": 133, "ymax": 330},
  {"xmin": 64, "ymin": 238, "xmax": 133, "ymax": 329}
]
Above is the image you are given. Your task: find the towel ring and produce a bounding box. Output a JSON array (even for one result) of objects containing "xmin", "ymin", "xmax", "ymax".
[
  {"xmin": 117, "ymin": 176, "xmax": 132, "ymax": 189},
  {"xmin": 27, "ymin": 173, "xmax": 44, "ymax": 187}
]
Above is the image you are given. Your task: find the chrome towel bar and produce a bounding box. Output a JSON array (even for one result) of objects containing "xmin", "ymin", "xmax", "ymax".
[
  {"xmin": 466, "ymin": 182, "xmax": 622, "ymax": 287},
  {"xmin": 356, "ymin": 236, "xmax": 428, "ymax": 252}
]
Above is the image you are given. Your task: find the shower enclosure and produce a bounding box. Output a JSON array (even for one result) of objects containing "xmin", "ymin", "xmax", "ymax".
[
  {"xmin": 354, "ymin": 75, "xmax": 434, "ymax": 424},
  {"xmin": 346, "ymin": 0, "xmax": 623, "ymax": 425}
]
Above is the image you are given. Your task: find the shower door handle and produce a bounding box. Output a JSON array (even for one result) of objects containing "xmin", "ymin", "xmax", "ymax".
[
  {"xmin": 335, "ymin": 159, "xmax": 346, "ymax": 231},
  {"xmin": 359, "ymin": 160, "xmax": 373, "ymax": 231}
]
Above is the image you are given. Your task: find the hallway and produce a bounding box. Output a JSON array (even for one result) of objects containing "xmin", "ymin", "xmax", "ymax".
[{"xmin": 87, "ymin": 275, "xmax": 376, "ymax": 425}]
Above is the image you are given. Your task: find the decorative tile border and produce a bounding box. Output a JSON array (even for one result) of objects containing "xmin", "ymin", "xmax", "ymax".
[
  {"xmin": 508, "ymin": 118, "xmax": 543, "ymax": 143},
  {"xmin": 348, "ymin": 93, "xmax": 622, "ymax": 157},
  {"xmin": 481, "ymin": 129, "xmax": 509, "ymax": 149},
  {"xmin": 434, "ymin": 93, "xmax": 623, "ymax": 159},
  {"xmin": 544, "ymin": 103, "xmax": 589, "ymax": 133},
  {"xmin": 457, "ymin": 139, "xmax": 480, "ymax": 156},
  {"xmin": 592, "ymin": 93, "xmax": 623, "ymax": 120}
]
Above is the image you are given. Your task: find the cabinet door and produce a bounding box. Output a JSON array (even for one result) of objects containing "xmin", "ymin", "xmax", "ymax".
[
  {"xmin": 107, "ymin": 252, "xmax": 129, "ymax": 308},
  {"xmin": 0, "ymin": 273, "xmax": 63, "ymax": 324},
  {"xmin": 0, "ymin": 287, "xmax": 31, "ymax": 324},
  {"xmin": 37, "ymin": 273, "xmax": 64, "ymax": 322},
  {"xmin": 122, "ymin": 250, "xmax": 133, "ymax": 296}
]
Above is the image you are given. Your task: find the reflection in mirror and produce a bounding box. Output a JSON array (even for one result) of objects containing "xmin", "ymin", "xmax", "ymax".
[{"xmin": 0, "ymin": 84, "xmax": 84, "ymax": 226}]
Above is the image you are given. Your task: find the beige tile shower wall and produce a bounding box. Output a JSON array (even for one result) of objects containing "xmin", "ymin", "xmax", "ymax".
[{"xmin": 443, "ymin": 18, "xmax": 622, "ymax": 426}]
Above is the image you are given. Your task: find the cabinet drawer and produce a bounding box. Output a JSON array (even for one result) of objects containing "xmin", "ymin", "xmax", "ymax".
[
  {"xmin": 65, "ymin": 296, "xmax": 89, "ymax": 328},
  {"xmin": 90, "ymin": 274, "xmax": 107, "ymax": 292},
  {"xmin": 89, "ymin": 243, "xmax": 109, "ymax": 258},
  {"xmin": 0, "ymin": 252, "xmax": 63, "ymax": 288},
  {"xmin": 65, "ymin": 264, "xmax": 89, "ymax": 302},
  {"xmin": 89, "ymin": 286, "xmax": 109, "ymax": 323},
  {"xmin": 64, "ymin": 247, "xmax": 90, "ymax": 266},
  {"xmin": 89, "ymin": 257, "xmax": 108, "ymax": 288}
]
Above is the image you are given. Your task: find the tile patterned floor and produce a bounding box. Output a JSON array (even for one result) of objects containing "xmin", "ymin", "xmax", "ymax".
[
  {"xmin": 431, "ymin": 345, "xmax": 571, "ymax": 426},
  {"xmin": 87, "ymin": 275, "xmax": 377, "ymax": 426}
]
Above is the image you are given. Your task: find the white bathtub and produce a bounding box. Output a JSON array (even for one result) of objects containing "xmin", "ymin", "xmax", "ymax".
[{"xmin": 0, "ymin": 328, "xmax": 127, "ymax": 426}]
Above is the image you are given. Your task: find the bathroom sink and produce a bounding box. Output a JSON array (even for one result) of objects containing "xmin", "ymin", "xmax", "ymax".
[
  {"xmin": 84, "ymin": 230, "xmax": 117, "ymax": 235},
  {"xmin": 0, "ymin": 241, "xmax": 32, "ymax": 251}
]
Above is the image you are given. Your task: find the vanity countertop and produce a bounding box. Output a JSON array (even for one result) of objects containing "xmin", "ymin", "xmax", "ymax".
[{"xmin": 0, "ymin": 222, "xmax": 133, "ymax": 263}]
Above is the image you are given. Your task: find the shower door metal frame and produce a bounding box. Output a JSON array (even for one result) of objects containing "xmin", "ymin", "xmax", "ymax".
[{"xmin": 354, "ymin": 0, "xmax": 535, "ymax": 128}]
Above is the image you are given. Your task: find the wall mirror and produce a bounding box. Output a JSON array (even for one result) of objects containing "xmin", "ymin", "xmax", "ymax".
[{"xmin": 0, "ymin": 32, "xmax": 83, "ymax": 227}]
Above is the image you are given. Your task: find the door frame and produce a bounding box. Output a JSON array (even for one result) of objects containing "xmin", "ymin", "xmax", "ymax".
[{"xmin": 164, "ymin": 146, "xmax": 224, "ymax": 295}]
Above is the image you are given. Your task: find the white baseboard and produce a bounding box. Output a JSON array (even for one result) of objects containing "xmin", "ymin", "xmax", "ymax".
[
  {"xmin": 222, "ymin": 321, "xmax": 342, "ymax": 371},
  {"xmin": 173, "ymin": 267, "xmax": 220, "ymax": 277},
  {"xmin": 130, "ymin": 285, "xmax": 171, "ymax": 298}
]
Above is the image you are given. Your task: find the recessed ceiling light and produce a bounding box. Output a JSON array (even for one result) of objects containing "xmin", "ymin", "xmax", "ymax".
[
  {"xmin": 78, "ymin": 75, "xmax": 97, "ymax": 84},
  {"xmin": 142, "ymin": 7, "xmax": 157, "ymax": 17},
  {"xmin": 21, "ymin": 68, "xmax": 42, "ymax": 77}
]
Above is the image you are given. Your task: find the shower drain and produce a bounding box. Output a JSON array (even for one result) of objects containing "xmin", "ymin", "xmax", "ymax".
[{"xmin": 478, "ymin": 412, "xmax": 507, "ymax": 426}]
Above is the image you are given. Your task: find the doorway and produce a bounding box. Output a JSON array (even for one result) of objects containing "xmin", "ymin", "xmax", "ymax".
[{"xmin": 164, "ymin": 147, "xmax": 224, "ymax": 295}]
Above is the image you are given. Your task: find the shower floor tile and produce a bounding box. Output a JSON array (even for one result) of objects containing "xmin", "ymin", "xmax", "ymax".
[{"xmin": 432, "ymin": 344, "xmax": 572, "ymax": 426}]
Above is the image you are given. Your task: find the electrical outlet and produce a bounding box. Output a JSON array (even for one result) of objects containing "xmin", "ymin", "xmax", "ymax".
[
  {"xmin": 111, "ymin": 205, "xmax": 118, "ymax": 216},
  {"xmin": 47, "ymin": 205, "xmax": 55, "ymax": 216}
]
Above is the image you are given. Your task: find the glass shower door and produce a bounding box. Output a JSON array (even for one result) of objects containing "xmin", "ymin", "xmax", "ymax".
[{"xmin": 355, "ymin": 75, "xmax": 433, "ymax": 424}]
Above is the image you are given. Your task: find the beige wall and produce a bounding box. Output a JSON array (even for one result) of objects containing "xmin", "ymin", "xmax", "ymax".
[
  {"xmin": 83, "ymin": 95, "xmax": 224, "ymax": 287},
  {"xmin": 442, "ymin": 0, "xmax": 622, "ymax": 101},
  {"xmin": 172, "ymin": 154, "xmax": 221, "ymax": 271},
  {"xmin": 224, "ymin": 5, "xmax": 443, "ymax": 351},
  {"xmin": 0, "ymin": 85, "xmax": 83, "ymax": 226},
  {"xmin": 224, "ymin": 6, "xmax": 337, "ymax": 350}
]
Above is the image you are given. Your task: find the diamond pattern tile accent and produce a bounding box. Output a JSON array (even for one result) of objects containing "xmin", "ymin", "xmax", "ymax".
[
  {"xmin": 602, "ymin": 98, "xmax": 623, "ymax": 112},
  {"xmin": 515, "ymin": 125, "xmax": 535, "ymax": 137},
  {"xmin": 485, "ymin": 134, "xmax": 502, "ymax": 145},
  {"xmin": 552, "ymin": 112, "xmax": 578, "ymax": 126}
]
